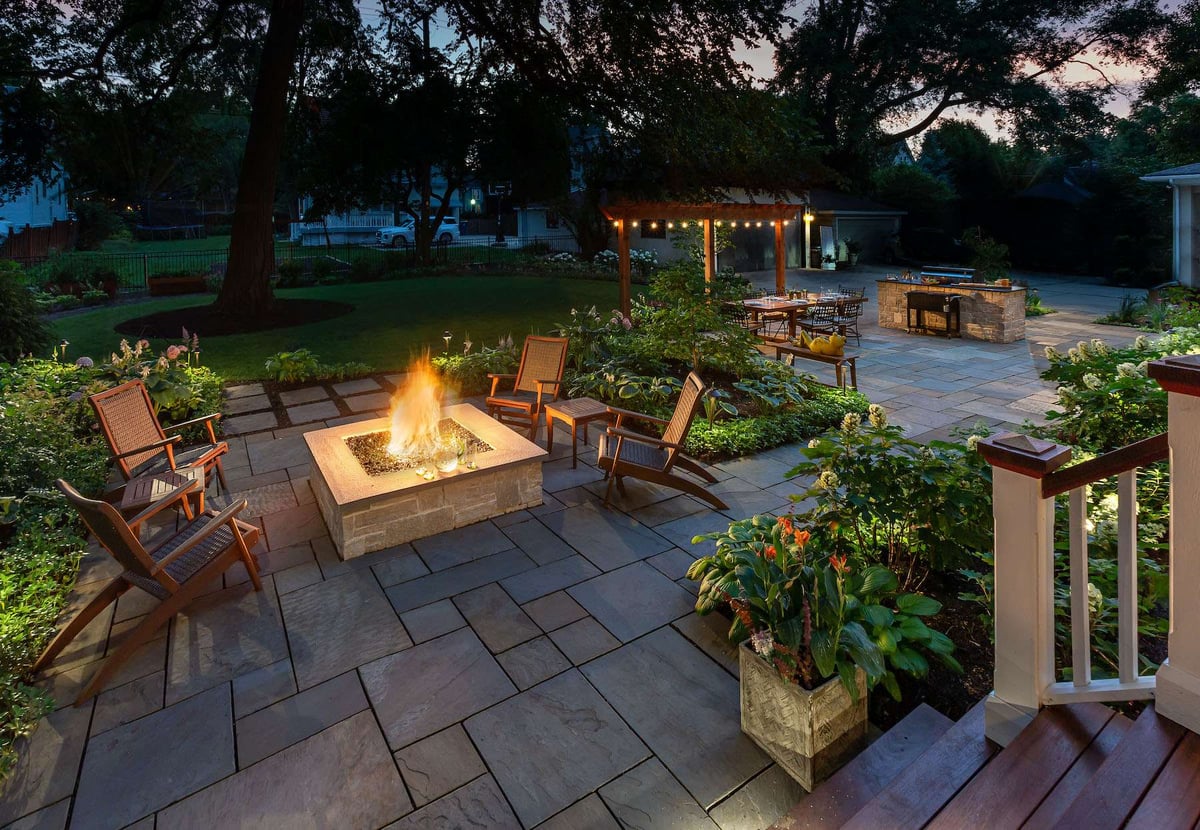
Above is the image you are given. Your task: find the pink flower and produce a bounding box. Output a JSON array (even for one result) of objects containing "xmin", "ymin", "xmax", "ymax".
[
  {"xmin": 137, "ymin": 339, "xmax": 150, "ymax": 350},
  {"xmin": 166, "ymin": 345, "xmax": 182, "ymax": 360}
]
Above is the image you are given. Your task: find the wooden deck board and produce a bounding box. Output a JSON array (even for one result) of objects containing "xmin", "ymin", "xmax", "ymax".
[
  {"xmin": 1123, "ymin": 731, "xmax": 1200, "ymax": 830},
  {"xmin": 1050, "ymin": 707, "xmax": 1186, "ymax": 830},
  {"xmin": 841, "ymin": 701, "xmax": 997, "ymax": 830},
  {"xmin": 926, "ymin": 703, "xmax": 1114, "ymax": 830},
  {"xmin": 770, "ymin": 703, "xmax": 953, "ymax": 830},
  {"xmin": 1022, "ymin": 713, "xmax": 1132, "ymax": 829}
]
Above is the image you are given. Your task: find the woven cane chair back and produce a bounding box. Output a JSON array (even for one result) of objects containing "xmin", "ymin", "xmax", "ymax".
[
  {"xmin": 90, "ymin": 381, "xmax": 166, "ymax": 477},
  {"xmin": 661, "ymin": 372, "xmax": 707, "ymax": 450},
  {"xmin": 55, "ymin": 479, "xmax": 158, "ymax": 581},
  {"xmin": 514, "ymin": 336, "xmax": 569, "ymax": 395}
]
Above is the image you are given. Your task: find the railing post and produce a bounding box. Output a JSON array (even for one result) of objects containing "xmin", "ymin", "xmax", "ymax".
[
  {"xmin": 978, "ymin": 433, "xmax": 1071, "ymax": 745},
  {"xmin": 1147, "ymin": 355, "xmax": 1200, "ymax": 734}
]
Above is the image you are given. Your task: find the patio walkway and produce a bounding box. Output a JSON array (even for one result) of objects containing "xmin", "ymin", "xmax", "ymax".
[{"xmin": 2, "ymin": 271, "xmax": 1144, "ymax": 828}]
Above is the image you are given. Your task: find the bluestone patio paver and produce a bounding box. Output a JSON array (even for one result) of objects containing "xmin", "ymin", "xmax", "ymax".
[
  {"xmin": 466, "ymin": 669, "xmax": 651, "ymax": 827},
  {"xmin": 344, "ymin": 391, "xmax": 391, "ymax": 412},
  {"xmin": 412, "ymin": 521, "xmax": 515, "ymax": 571},
  {"xmin": 387, "ymin": 775, "xmax": 520, "ymax": 830},
  {"xmin": 360, "ymin": 628, "xmax": 515, "ymax": 749},
  {"xmin": 281, "ymin": 571, "xmax": 412, "ymax": 689},
  {"xmin": 583, "ymin": 627, "xmax": 770, "ymax": 808},
  {"xmin": 399, "ymin": 599, "xmax": 466, "ymax": 643},
  {"xmin": 500, "ymin": 554, "xmax": 601, "ymax": 604},
  {"xmin": 223, "ymin": 393, "xmax": 271, "ymax": 415},
  {"xmin": 535, "ymin": 794, "xmax": 621, "ymax": 830},
  {"xmin": 499, "ymin": 518, "xmax": 577, "ymax": 565},
  {"xmin": 385, "ymin": 549, "xmax": 535, "ymax": 613},
  {"xmin": 235, "ymin": 671, "xmax": 367, "ymax": 767},
  {"xmin": 0, "ymin": 704, "xmax": 91, "ymax": 826},
  {"xmin": 157, "ymin": 710, "xmax": 409, "ymax": 829},
  {"xmin": 90, "ymin": 670, "xmax": 164, "ymax": 737},
  {"xmin": 222, "ymin": 411, "xmax": 279, "ymax": 435},
  {"xmin": 72, "ymin": 685, "xmax": 234, "ymax": 830},
  {"xmin": 599, "ymin": 757, "xmax": 718, "ymax": 829},
  {"xmin": 540, "ymin": 502, "xmax": 672, "ymax": 571},
  {"xmin": 394, "ymin": 724, "xmax": 488, "ymax": 807},
  {"xmin": 231, "ymin": 659, "xmax": 296, "ymax": 719},
  {"xmin": 567, "ymin": 561, "xmax": 696, "ymax": 643},
  {"xmin": 370, "ymin": 547, "xmax": 429, "ymax": 587},
  {"xmin": 278, "ymin": 386, "xmax": 328, "ymax": 405},
  {"xmin": 497, "ymin": 636, "xmax": 572, "ymax": 690},
  {"xmin": 453, "ymin": 583, "xmax": 542, "ymax": 653},
  {"xmin": 224, "ymin": 382, "xmax": 265, "ymax": 399},
  {"xmin": 285, "ymin": 400, "xmax": 340, "ymax": 424},
  {"xmin": 522, "ymin": 591, "xmax": 589, "ymax": 632},
  {"xmin": 547, "ymin": 617, "xmax": 621, "ymax": 665},
  {"xmin": 647, "ymin": 547, "xmax": 699, "ymax": 581},
  {"xmin": 332, "ymin": 377, "xmax": 381, "ymax": 396},
  {"xmin": 708, "ymin": 764, "xmax": 807, "ymax": 830}
]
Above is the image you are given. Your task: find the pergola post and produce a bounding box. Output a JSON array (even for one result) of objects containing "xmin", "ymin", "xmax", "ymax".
[
  {"xmin": 617, "ymin": 219, "xmax": 631, "ymax": 317},
  {"xmin": 774, "ymin": 221, "xmax": 786, "ymax": 294},
  {"xmin": 703, "ymin": 219, "xmax": 715, "ymax": 284}
]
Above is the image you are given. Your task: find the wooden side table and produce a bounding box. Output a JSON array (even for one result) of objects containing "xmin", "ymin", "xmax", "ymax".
[
  {"xmin": 544, "ymin": 398, "xmax": 612, "ymax": 468},
  {"xmin": 120, "ymin": 468, "xmax": 206, "ymax": 522}
]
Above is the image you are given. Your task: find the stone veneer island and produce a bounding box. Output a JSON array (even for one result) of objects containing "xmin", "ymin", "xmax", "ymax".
[{"xmin": 875, "ymin": 279, "xmax": 1027, "ymax": 343}]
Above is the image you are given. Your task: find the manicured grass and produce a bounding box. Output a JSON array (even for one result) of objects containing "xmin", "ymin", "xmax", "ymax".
[
  {"xmin": 100, "ymin": 234, "xmax": 244, "ymax": 254},
  {"xmin": 53, "ymin": 275, "xmax": 629, "ymax": 380}
]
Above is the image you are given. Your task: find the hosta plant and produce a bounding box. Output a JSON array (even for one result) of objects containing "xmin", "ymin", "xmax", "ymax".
[{"xmin": 689, "ymin": 515, "xmax": 961, "ymax": 701}]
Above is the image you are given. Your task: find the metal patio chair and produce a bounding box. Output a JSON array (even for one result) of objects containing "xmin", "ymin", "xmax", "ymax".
[
  {"xmin": 598, "ymin": 372, "xmax": 728, "ymax": 510},
  {"xmin": 486, "ymin": 335, "xmax": 570, "ymax": 439},
  {"xmin": 800, "ymin": 299, "xmax": 840, "ymax": 338}
]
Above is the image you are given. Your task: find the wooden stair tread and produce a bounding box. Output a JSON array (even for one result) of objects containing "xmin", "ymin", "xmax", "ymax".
[
  {"xmin": 1050, "ymin": 706, "xmax": 1187, "ymax": 830},
  {"xmin": 1122, "ymin": 728, "xmax": 1200, "ymax": 829},
  {"xmin": 1022, "ymin": 712, "xmax": 1132, "ymax": 829},
  {"xmin": 770, "ymin": 703, "xmax": 953, "ymax": 830},
  {"xmin": 926, "ymin": 702, "xmax": 1114, "ymax": 830},
  {"xmin": 841, "ymin": 700, "xmax": 997, "ymax": 830}
]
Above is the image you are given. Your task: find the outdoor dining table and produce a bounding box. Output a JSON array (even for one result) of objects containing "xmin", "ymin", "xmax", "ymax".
[{"xmin": 738, "ymin": 297, "xmax": 813, "ymax": 340}]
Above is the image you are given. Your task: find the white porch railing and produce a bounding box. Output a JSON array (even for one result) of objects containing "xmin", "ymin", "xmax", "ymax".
[{"xmin": 978, "ymin": 354, "xmax": 1200, "ymax": 746}]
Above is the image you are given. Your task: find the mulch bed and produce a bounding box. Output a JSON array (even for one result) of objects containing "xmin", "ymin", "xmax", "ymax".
[{"xmin": 116, "ymin": 298, "xmax": 353, "ymax": 337}]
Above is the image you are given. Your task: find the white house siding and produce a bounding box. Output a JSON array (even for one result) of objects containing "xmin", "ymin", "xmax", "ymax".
[{"xmin": 0, "ymin": 173, "xmax": 69, "ymax": 233}]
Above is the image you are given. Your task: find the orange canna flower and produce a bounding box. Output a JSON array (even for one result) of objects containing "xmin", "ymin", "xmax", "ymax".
[
  {"xmin": 829, "ymin": 554, "xmax": 849, "ymax": 574},
  {"xmin": 777, "ymin": 516, "xmax": 793, "ymax": 534},
  {"xmin": 764, "ymin": 544, "xmax": 777, "ymax": 560},
  {"xmin": 793, "ymin": 529, "xmax": 811, "ymax": 548}
]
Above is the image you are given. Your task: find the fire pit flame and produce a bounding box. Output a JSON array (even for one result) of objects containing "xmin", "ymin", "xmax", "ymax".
[{"xmin": 386, "ymin": 354, "xmax": 443, "ymax": 460}]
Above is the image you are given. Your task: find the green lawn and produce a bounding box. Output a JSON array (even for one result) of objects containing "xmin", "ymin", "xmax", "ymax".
[
  {"xmin": 53, "ymin": 275, "xmax": 629, "ymax": 380},
  {"xmin": 99, "ymin": 234, "xmax": 243, "ymax": 254}
]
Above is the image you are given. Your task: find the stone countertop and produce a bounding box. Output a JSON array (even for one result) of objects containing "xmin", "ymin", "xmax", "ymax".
[{"xmin": 877, "ymin": 279, "xmax": 1025, "ymax": 294}]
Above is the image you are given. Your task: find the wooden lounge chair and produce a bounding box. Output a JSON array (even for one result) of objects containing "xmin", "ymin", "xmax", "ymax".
[
  {"xmin": 34, "ymin": 478, "xmax": 261, "ymax": 704},
  {"xmin": 598, "ymin": 372, "xmax": 728, "ymax": 510},
  {"xmin": 486, "ymin": 335, "xmax": 569, "ymax": 439},
  {"xmin": 90, "ymin": 379, "xmax": 228, "ymax": 491}
]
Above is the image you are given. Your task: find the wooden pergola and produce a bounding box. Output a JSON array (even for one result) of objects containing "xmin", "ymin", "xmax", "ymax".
[{"xmin": 600, "ymin": 200, "xmax": 808, "ymax": 316}]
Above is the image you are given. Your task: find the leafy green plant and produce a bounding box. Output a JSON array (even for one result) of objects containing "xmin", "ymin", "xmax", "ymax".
[
  {"xmin": 701, "ymin": 388, "xmax": 737, "ymax": 425},
  {"xmin": 684, "ymin": 389, "xmax": 869, "ymax": 460},
  {"xmin": 565, "ymin": 359, "xmax": 683, "ymax": 418},
  {"xmin": 1024, "ymin": 289, "xmax": 1054, "ymax": 317},
  {"xmin": 0, "ymin": 264, "xmax": 52, "ymax": 363},
  {"xmin": 264, "ymin": 348, "xmax": 321, "ymax": 382},
  {"xmin": 1096, "ymin": 294, "xmax": 1146, "ymax": 326},
  {"xmin": 689, "ymin": 514, "xmax": 960, "ymax": 700},
  {"xmin": 962, "ymin": 227, "xmax": 1010, "ymax": 282},
  {"xmin": 276, "ymin": 259, "xmax": 305, "ymax": 288},
  {"xmin": 431, "ymin": 336, "xmax": 520, "ymax": 395},
  {"xmin": 790, "ymin": 407, "xmax": 994, "ymax": 588},
  {"xmin": 1144, "ymin": 300, "xmax": 1170, "ymax": 332}
]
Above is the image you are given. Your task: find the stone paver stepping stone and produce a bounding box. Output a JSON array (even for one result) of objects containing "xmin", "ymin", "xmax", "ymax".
[
  {"xmin": 260, "ymin": 502, "xmax": 328, "ymax": 551},
  {"xmin": 370, "ymin": 547, "xmax": 429, "ymax": 587},
  {"xmin": 541, "ymin": 459, "xmax": 606, "ymax": 493},
  {"xmin": 394, "ymin": 724, "xmax": 488, "ymax": 807},
  {"xmin": 713, "ymin": 455, "xmax": 794, "ymax": 489},
  {"xmin": 386, "ymin": 549, "xmax": 535, "ymax": 614},
  {"xmin": 568, "ymin": 561, "xmax": 695, "ymax": 643},
  {"xmin": 272, "ymin": 561, "xmax": 323, "ymax": 595},
  {"xmin": 0, "ymin": 704, "xmax": 91, "ymax": 826},
  {"xmin": 522, "ymin": 591, "xmax": 588, "ymax": 633},
  {"xmin": 232, "ymin": 659, "xmax": 296, "ymax": 719},
  {"xmin": 229, "ymin": 481, "xmax": 298, "ymax": 520},
  {"xmin": 278, "ymin": 386, "xmax": 329, "ymax": 405},
  {"xmin": 224, "ymin": 394, "xmax": 271, "ymax": 415},
  {"xmin": 536, "ymin": 794, "xmax": 620, "ymax": 830},
  {"xmin": 246, "ymin": 434, "xmax": 312, "ymax": 475},
  {"xmin": 72, "ymin": 685, "xmax": 234, "ymax": 830},
  {"xmin": 236, "ymin": 671, "xmax": 367, "ymax": 767},
  {"xmin": 709, "ymin": 478, "xmax": 793, "ymax": 519},
  {"xmin": 646, "ymin": 547, "xmax": 698, "ymax": 581},
  {"xmin": 497, "ymin": 636, "xmax": 571, "ymax": 690},
  {"xmin": 413, "ymin": 522, "xmax": 515, "ymax": 571},
  {"xmin": 629, "ymin": 494, "xmax": 713, "ymax": 527},
  {"xmin": 453, "ymin": 584, "xmax": 541, "ymax": 653},
  {"xmin": 540, "ymin": 503, "xmax": 672, "ymax": 572},
  {"xmin": 548, "ymin": 618, "xmax": 620, "ymax": 665},
  {"xmin": 281, "ymin": 572, "xmax": 412, "ymax": 690},
  {"xmin": 582, "ymin": 627, "xmax": 769, "ymax": 808},
  {"xmin": 332, "ymin": 377, "xmax": 382, "ymax": 396},
  {"xmin": 673, "ymin": 612, "xmax": 739, "ymax": 677},
  {"xmin": 400, "ymin": 599, "xmax": 466, "ymax": 643},
  {"xmin": 166, "ymin": 578, "xmax": 290, "ymax": 705},
  {"xmin": 222, "ymin": 411, "xmax": 279, "ymax": 435},
  {"xmin": 345, "ymin": 391, "xmax": 391, "ymax": 413},
  {"xmin": 465, "ymin": 669, "xmax": 650, "ymax": 827},
  {"xmin": 708, "ymin": 765, "xmax": 806, "ymax": 830},
  {"xmin": 500, "ymin": 555, "xmax": 600, "ymax": 604},
  {"xmin": 225, "ymin": 383, "xmax": 265, "ymax": 399},
  {"xmin": 91, "ymin": 671, "xmax": 164, "ymax": 737},
  {"xmin": 4, "ymin": 799, "xmax": 70, "ymax": 830},
  {"xmin": 599, "ymin": 758, "xmax": 717, "ymax": 829},
  {"xmin": 499, "ymin": 519, "xmax": 576, "ymax": 565},
  {"xmin": 227, "ymin": 541, "xmax": 314, "ymax": 586},
  {"xmin": 285, "ymin": 400, "xmax": 340, "ymax": 425},
  {"xmin": 361, "ymin": 628, "xmax": 515, "ymax": 749},
  {"xmin": 388, "ymin": 775, "xmax": 519, "ymax": 830},
  {"xmin": 158, "ymin": 710, "xmax": 409, "ymax": 829},
  {"xmin": 652, "ymin": 510, "xmax": 731, "ymax": 551}
]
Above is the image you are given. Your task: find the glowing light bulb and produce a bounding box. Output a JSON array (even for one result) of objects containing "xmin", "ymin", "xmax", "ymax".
[
  {"xmin": 667, "ymin": 222, "xmax": 674, "ymax": 229},
  {"xmin": 632, "ymin": 221, "xmax": 639, "ymax": 228},
  {"xmin": 716, "ymin": 221, "xmax": 723, "ymax": 227},
  {"xmin": 744, "ymin": 222, "xmax": 751, "ymax": 228},
  {"xmin": 756, "ymin": 221, "xmax": 763, "ymax": 228},
  {"xmin": 650, "ymin": 221, "xmax": 658, "ymax": 230},
  {"xmin": 612, "ymin": 220, "xmax": 619, "ymax": 228}
]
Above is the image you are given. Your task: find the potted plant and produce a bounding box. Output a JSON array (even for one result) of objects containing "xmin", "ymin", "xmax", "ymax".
[
  {"xmin": 843, "ymin": 239, "xmax": 862, "ymax": 267},
  {"xmin": 688, "ymin": 514, "xmax": 958, "ymax": 790},
  {"xmin": 821, "ymin": 254, "xmax": 837, "ymax": 271}
]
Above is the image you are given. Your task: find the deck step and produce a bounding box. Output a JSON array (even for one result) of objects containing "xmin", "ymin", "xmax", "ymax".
[
  {"xmin": 1022, "ymin": 711, "xmax": 1132, "ymax": 829},
  {"xmin": 1051, "ymin": 706, "xmax": 1188, "ymax": 829},
  {"xmin": 769, "ymin": 703, "xmax": 953, "ymax": 830},
  {"xmin": 840, "ymin": 700, "xmax": 996, "ymax": 830},
  {"xmin": 925, "ymin": 702, "xmax": 1114, "ymax": 829},
  {"xmin": 1125, "ymin": 731, "xmax": 1200, "ymax": 829}
]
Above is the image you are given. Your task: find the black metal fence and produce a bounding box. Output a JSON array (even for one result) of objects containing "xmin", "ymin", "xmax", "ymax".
[{"xmin": 10, "ymin": 235, "xmax": 582, "ymax": 294}]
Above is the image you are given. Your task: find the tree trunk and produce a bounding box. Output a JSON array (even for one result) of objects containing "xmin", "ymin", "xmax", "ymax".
[{"xmin": 215, "ymin": 0, "xmax": 305, "ymax": 318}]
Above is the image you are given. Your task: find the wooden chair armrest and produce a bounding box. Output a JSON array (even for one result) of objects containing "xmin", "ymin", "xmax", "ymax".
[
  {"xmin": 488, "ymin": 373, "xmax": 517, "ymax": 396},
  {"xmin": 111, "ymin": 436, "xmax": 181, "ymax": 461},
  {"xmin": 604, "ymin": 406, "xmax": 670, "ymax": 427},
  {"xmin": 150, "ymin": 499, "xmax": 248, "ymax": 571},
  {"xmin": 534, "ymin": 379, "xmax": 562, "ymax": 406},
  {"xmin": 606, "ymin": 425, "xmax": 684, "ymax": 451},
  {"xmin": 127, "ymin": 479, "xmax": 203, "ymax": 530},
  {"xmin": 164, "ymin": 412, "xmax": 223, "ymax": 442}
]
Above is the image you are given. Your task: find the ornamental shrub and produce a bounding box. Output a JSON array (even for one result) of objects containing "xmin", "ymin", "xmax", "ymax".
[{"xmin": 0, "ymin": 263, "xmax": 52, "ymax": 363}]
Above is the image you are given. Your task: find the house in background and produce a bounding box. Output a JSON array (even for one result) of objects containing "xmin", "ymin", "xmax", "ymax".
[
  {"xmin": 1142, "ymin": 162, "xmax": 1200, "ymax": 287},
  {"xmin": 291, "ymin": 178, "xmax": 466, "ymax": 246},
  {"xmin": 0, "ymin": 169, "xmax": 73, "ymax": 259},
  {"xmin": 807, "ymin": 189, "xmax": 906, "ymax": 265}
]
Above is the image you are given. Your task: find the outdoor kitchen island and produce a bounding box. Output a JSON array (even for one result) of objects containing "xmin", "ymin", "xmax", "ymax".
[{"xmin": 876, "ymin": 278, "xmax": 1027, "ymax": 343}]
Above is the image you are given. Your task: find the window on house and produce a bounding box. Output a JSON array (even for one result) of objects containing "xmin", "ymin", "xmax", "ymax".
[
  {"xmin": 545, "ymin": 210, "xmax": 560, "ymax": 230},
  {"xmin": 639, "ymin": 219, "xmax": 666, "ymax": 239}
]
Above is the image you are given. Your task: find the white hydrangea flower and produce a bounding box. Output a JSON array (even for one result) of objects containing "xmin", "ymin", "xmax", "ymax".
[
  {"xmin": 1090, "ymin": 338, "xmax": 1109, "ymax": 356},
  {"xmin": 808, "ymin": 438, "xmax": 821, "ymax": 449},
  {"xmin": 1044, "ymin": 346, "xmax": 1062, "ymax": 361},
  {"xmin": 867, "ymin": 404, "xmax": 887, "ymax": 428},
  {"xmin": 1134, "ymin": 335, "xmax": 1151, "ymax": 351},
  {"xmin": 1068, "ymin": 347, "xmax": 1083, "ymax": 363},
  {"xmin": 1082, "ymin": 373, "xmax": 1103, "ymax": 390},
  {"xmin": 1087, "ymin": 582, "xmax": 1104, "ymax": 616},
  {"xmin": 817, "ymin": 471, "xmax": 840, "ymax": 490},
  {"xmin": 1116, "ymin": 362, "xmax": 1141, "ymax": 379},
  {"xmin": 841, "ymin": 412, "xmax": 862, "ymax": 431},
  {"xmin": 966, "ymin": 435, "xmax": 982, "ymax": 451},
  {"xmin": 1077, "ymin": 340, "xmax": 1091, "ymax": 358}
]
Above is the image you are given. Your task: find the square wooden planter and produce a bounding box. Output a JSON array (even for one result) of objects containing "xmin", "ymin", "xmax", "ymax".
[{"xmin": 739, "ymin": 641, "xmax": 867, "ymax": 791}]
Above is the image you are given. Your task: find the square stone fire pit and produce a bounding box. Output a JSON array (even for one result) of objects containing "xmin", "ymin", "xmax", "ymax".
[{"xmin": 304, "ymin": 403, "xmax": 546, "ymax": 559}]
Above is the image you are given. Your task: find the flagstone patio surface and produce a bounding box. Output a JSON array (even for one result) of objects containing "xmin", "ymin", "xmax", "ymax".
[{"xmin": 2, "ymin": 271, "xmax": 1140, "ymax": 829}]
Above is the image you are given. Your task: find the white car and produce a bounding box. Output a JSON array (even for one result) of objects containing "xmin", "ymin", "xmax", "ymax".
[{"xmin": 377, "ymin": 217, "xmax": 460, "ymax": 247}]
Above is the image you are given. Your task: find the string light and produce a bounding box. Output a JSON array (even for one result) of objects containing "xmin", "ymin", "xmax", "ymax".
[
  {"xmin": 784, "ymin": 220, "xmax": 790, "ymax": 226},
  {"xmin": 667, "ymin": 222, "xmax": 674, "ymax": 230},
  {"xmin": 715, "ymin": 220, "xmax": 723, "ymax": 227},
  {"xmin": 769, "ymin": 221, "xmax": 776, "ymax": 227},
  {"xmin": 632, "ymin": 221, "xmax": 639, "ymax": 228},
  {"xmin": 756, "ymin": 221, "xmax": 763, "ymax": 228},
  {"xmin": 650, "ymin": 221, "xmax": 658, "ymax": 230},
  {"xmin": 744, "ymin": 221, "xmax": 751, "ymax": 228},
  {"xmin": 681, "ymin": 222, "xmax": 689, "ymax": 229}
]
